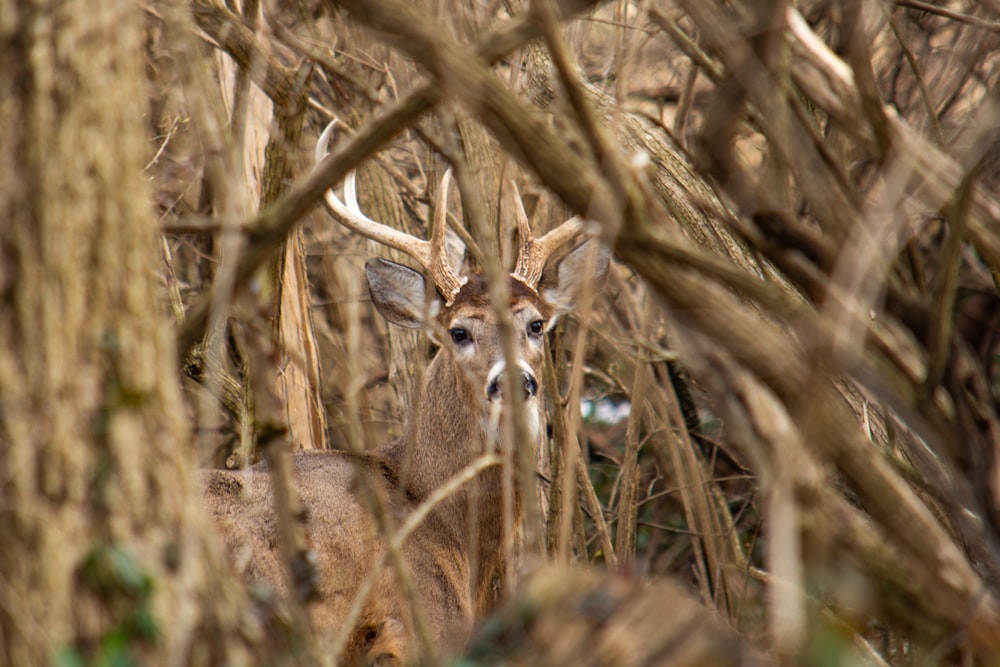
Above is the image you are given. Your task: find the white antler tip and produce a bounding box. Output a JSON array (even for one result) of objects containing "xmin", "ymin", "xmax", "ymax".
[{"xmin": 316, "ymin": 119, "xmax": 339, "ymax": 165}]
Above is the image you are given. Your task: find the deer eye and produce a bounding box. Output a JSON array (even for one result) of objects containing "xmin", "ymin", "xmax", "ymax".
[
  {"xmin": 529, "ymin": 320, "xmax": 545, "ymax": 335},
  {"xmin": 449, "ymin": 327, "xmax": 470, "ymax": 344}
]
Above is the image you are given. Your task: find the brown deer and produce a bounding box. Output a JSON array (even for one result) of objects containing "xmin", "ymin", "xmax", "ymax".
[{"xmin": 203, "ymin": 121, "xmax": 608, "ymax": 665}]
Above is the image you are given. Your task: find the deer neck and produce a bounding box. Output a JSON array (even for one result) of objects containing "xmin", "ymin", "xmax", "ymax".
[
  {"xmin": 404, "ymin": 351, "xmax": 496, "ymax": 498},
  {"xmin": 395, "ymin": 351, "xmax": 522, "ymax": 610}
]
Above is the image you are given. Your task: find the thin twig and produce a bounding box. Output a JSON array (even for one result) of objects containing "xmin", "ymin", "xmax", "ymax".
[
  {"xmin": 144, "ymin": 116, "xmax": 181, "ymax": 171},
  {"xmin": 339, "ymin": 275, "xmax": 435, "ymax": 659},
  {"xmin": 613, "ymin": 297, "xmax": 651, "ymax": 563},
  {"xmin": 325, "ymin": 453, "xmax": 501, "ymax": 659},
  {"xmin": 885, "ymin": 9, "xmax": 945, "ymax": 144},
  {"xmin": 895, "ymin": 0, "xmax": 1000, "ymax": 33}
]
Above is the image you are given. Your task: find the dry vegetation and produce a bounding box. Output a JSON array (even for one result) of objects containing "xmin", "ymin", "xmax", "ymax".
[{"xmin": 142, "ymin": 0, "xmax": 1000, "ymax": 664}]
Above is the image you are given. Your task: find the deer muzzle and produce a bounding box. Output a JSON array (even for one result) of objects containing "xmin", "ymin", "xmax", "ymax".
[{"xmin": 486, "ymin": 362, "xmax": 538, "ymax": 402}]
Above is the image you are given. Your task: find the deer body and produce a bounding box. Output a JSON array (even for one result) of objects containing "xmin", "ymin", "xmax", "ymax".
[
  {"xmin": 204, "ymin": 122, "xmax": 607, "ymax": 664},
  {"xmin": 206, "ymin": 448, "xmax": 489, "ymax": 662}
]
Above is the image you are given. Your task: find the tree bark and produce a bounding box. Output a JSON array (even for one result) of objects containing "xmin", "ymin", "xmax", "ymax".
[
  {"xmin": 0, "ymin": 2, "xmax": 253, "ymax": 664},
  {"xmin": 273, "ymin": 230, "xmax": 330, "ymax": 451}
]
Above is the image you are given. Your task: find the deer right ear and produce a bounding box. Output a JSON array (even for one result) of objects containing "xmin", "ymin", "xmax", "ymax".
[
  {"xmin": 365, "ymin": 258, "xmax": 438, "ymax": 329},
  {"xmin": 539, "ymin": 239, "xmax": 611, "ymax": 315}
]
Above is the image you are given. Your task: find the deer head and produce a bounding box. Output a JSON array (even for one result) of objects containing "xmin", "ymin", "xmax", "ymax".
[{"xmin": 316, "ymin": 121, "xmax": 609, "ymax": 464}]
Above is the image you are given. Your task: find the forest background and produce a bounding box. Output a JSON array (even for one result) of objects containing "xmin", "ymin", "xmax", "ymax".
[{"xmin": 2, "ymin": 0, "xmax": 1000, "ymax": 665}]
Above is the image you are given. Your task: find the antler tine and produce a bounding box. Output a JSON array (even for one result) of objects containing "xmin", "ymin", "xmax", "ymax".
[
  {"xmin": 316, "ymin": 121, "xmax": 466, "ymax": 304},
  {"xmin": 509, "ymin": 181, "xmax": 587, "ymax": 289},
  {"xmin": 428, "ymin": 168, "xmax": 467, "ymax": 303},
  {"xmin": 317, "ymin": 121, "xmax": 431, "ymax": 266}
]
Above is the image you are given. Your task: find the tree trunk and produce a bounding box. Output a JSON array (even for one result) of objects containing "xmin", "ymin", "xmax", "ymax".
[
  {"xmin": 0, "ymin": 2, "xmax": 253, "ymax": 664},
  {"xmin": 273, "ymin": 230, "xmax": 330, "ymax": 451},
  {"xmin": 214, "ymin": 14, "xmax": 329, "ymax": 455}
]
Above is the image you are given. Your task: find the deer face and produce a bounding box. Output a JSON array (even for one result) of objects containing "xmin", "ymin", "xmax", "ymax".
[
  {"xmin": 440, "ymin": 276, "xmax": 548, "ymax": 404},
  {"xmin": 364, "ymin": 239, "xmax": 608, "ymax": 441}
]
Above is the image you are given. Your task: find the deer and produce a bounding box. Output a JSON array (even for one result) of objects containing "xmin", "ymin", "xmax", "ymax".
[{"xmin": 202, "ymin": 120, "xmax": 609, "ymax": 665}]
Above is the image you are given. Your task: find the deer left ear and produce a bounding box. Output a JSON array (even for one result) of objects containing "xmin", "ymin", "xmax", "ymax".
[
  {"xmin": 365, "ymin": 258, "xmax": 441, "ymax": 329},
  {"xmin": 539, "ymin": 239, "xmax": 610, "ymax": 315}
]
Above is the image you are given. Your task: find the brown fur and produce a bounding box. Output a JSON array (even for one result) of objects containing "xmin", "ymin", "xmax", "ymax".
[
  {"xmin": 204, "ymin": 244, "xmax": 607, "ymax": 664},
  {"xmin": 203, "ymin": 278, "xmax": 550, "ymax": 664}
]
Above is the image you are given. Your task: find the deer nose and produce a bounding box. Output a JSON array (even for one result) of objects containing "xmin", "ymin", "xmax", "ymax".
[{"xmin": 487, "ymin": 370, "xmax": 538, "ymax": 401}]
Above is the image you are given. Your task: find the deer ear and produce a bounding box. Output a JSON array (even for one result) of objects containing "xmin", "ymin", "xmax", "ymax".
[
  {"xmin": 365, "ymin": 258, "xmax": 439, "ymax": 329},
  {"xmin": 539, "ymin": 239, "xmax": 610, "ymax": 315}
]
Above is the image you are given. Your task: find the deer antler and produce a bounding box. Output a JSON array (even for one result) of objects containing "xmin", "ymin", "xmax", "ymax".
[
  {"xmin": 508, "ymin": 182, "xmax": 586, "ymax": 289},
  {"xmin": 316, "ymin": 120, "xmax": 467, "ymax": 304}
]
